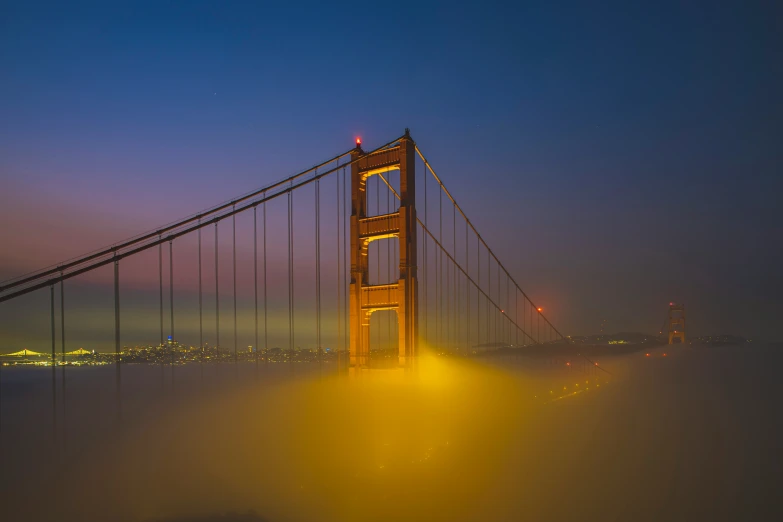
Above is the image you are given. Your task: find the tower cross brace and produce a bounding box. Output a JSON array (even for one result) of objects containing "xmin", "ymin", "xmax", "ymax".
[{"xmin": 349, "ymin": 132, "xmax": 418, "ymax": 371}]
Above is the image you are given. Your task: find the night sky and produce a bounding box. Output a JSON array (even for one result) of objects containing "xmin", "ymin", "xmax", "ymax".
[{"xmin": 1, "ymin": 1, "xmax": 781, "ymax": 347}]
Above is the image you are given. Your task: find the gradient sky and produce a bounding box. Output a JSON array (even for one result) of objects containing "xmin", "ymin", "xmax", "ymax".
[{"xmin": 1, "ymin": 1, "xmax": 781, "ymax": 349}]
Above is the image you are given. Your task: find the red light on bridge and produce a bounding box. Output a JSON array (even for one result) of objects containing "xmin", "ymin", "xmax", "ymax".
[
  {"xmin": 645, "ymin": 353, "xmax": 650, "ymax": 357},
  {"xmin": 537, "ymin": 307, "xmax": 542, "ymax": 312},
  {"xmin": 355, "ymin": 137, "xmax": 362, "ymax": 146},
  {"xmin": 594, "ymin": 362, "xmax": 599, "ymax": 366},
  {"xmin": 566, "ymin": 362, "xmax": 570, "ymax": 366},
  {"xmin": 663, "ymin": 353, "xmax": 667, "ymax": 357}
]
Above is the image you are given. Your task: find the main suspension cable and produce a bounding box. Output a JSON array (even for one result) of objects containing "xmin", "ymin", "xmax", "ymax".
[
  {"xmin": 1, "ymin": 136, "xmax": 406, "ymax": 305},
  {"xmin": 416, "ymin": 146, "xmax": 564, "ymax": 340},
  {"xmin": 376, "ymin": 173, "xmax": 536, "ymax": 344},
  {"xmin": 0, "ymin": 149, "xmax": 357, "ymax": 294}
]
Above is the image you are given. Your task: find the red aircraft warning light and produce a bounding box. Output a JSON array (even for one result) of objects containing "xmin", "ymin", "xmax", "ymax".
[
  {"xmin": 537, "ymin": 307, "xmax": 543, "ymax": 312},
  {"xmin": 355, "ymin": 137, "xmax": 362, "ymax": 146}
]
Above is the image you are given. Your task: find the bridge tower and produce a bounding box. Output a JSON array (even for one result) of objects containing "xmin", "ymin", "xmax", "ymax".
[
  {"xmin": 667, "ymin": 303, "xmax": 686, "ymax": 344},
  {"xmin": 349, "ymin": 130, "xmax": 418, "ymax": 371}
]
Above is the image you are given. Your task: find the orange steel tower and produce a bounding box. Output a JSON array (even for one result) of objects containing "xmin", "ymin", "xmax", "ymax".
[
  {"xmin": 667, "ymin": 303, "xmax": 686, "ymax": 344},
  {"xmin": 349, "ymin": 130, "xmax": 418, "ymax": 371}
]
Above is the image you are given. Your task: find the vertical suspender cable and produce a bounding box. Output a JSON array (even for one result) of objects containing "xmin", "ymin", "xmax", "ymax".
[
  {"xmin": 60, "ymin": 275, "xmax": 66, "ymax": 448},
  {"xmin": 477, "ymin": 236, "xmax": 480, "ymax": 347},
  {"xmin": 522, "ymin": 293, "xmax": 525, "ymax": 343},
  {"xmin": 466, "ymin": 220, "xmax": 469, "ymax": 355},
  {"xmin": 497, "ymin": 262, "xmax": 500, "ymax": 344},
  {"xmin": 336, "ymin": 168, "xmax": 342, "ymax": 366},
  {"xmin": 507, "ymin": 277, "xmax": 511, "ymax": 345},
  {"xmin": 451, "ymin": 201, "xmax": 460, "ymax": 351},
  {"xmin": 254, "ymin": 206, "xmax": 258, "ymax": 376},
  {"xmin": 491, "ymin": 260, "xmax": 495, "ymax": 344},
  {"xmin": 387, "ymin": 173, "xmax": 391, "ymax": 352},
  {"xmin": 263, "ymin": 193, "xmax": 268, "ymax": 365},
  {"xmin": 287, "ymin": 191, "xmax": 292, "ymax": 355},
  {"xmin": 159, "ymin": 238, "xmax": 164, "ymax": 385},
  {"xmin": 438, "ymin": 188, "xmax": 442, "ymax": 347},
  {"xmin": 288, "ymin": 190, "xmax": 294, "ymax": 355},
  {"xmin": 500, "ymin": 274, "xmax": 504, "ymax": 345},
  {"xmin": 486, "ymin": 249, "xmax": 490, "ymax": 345},
  {"xmin": 343, "ymin": 169, "xmax": 348, "ymax": 357},
  {"xmin": 378, "ymin": 174, "xmax": 381, "ymax": 350},
  {"xmin": 393, "ymin": 172, "xmax": 398, "ymax": 351},
  {"xmin": 233, "ymin": 209, "xmax": 237, "ymax": 366},
  {"xmin": 487, "ymin": 252, "xmax": 491, "ymax": 345},
  {"xmin": 0, "ymin": 313, "xmax": 2, "ymax": 433},
  {"xmin": 447, "ymin": 205, "xmax": 451, "ymax": 350},
  {"xmin": 453, "ymin": 201, "xmax": 456, "ymax": 352},
  {"xmin": 315, "ymin": 179, "xmax": 321, "ymax": 364},
  {"xmin": 524, "ymin": 292, "xmax": 527, "ymax": 344},
  {"xmin": 114, "ymin": 257, "xmax": 122, "ymax": 423},
  {"xmin": 423, "ymin": 160, "xmax": 427, "ymax": 344},
  {"xmin": 199, "ymin": 223, "xmax": 203, "ymax": 380},
  {"xmin": 392, "ymin": 173, "xmax": 397, "ymax": 351},
  {"xmin": 291, "ymin": 189, "xmax": 295, "ymax": 355},
  {"xmin": 215, "ymin": 223, "xmax": 220, "ymax": 359},
  {"xmin": 495, "ymin": 261, "xmax": 499, "ymax": 344},
  {"xmin": 169, "ymin": 240, "xmax": 174, "ymax": 380},
  {"xmin": 416, "ymin": 147, "xmax": 565, "ymax": 342},
  {"xmin": 60, "ymin": 278, "xmax": 65, "ymax": 358},
  {"xmin": 50, "ymin": 285, "xmax": 56, "ymax": 441}
]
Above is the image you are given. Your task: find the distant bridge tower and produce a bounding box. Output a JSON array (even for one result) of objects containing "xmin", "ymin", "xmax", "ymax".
[
  {"xmin": 349, "ymin": 130, "xmax": 418, "ymax": 371},
  {"xmin": 667, "ymin": 303, "xmax": 686, "ymax": 344}
]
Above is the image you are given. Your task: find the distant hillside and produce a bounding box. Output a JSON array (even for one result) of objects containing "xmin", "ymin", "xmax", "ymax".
[
  {"xmin": 690, "ymin": 334, "xmax": 749, "ymax": 346},
  {"xmin": 568, "ymin": 332, "xmax": 664, "ymax": 345}
]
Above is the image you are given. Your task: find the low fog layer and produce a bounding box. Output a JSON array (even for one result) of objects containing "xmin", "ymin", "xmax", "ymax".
[{"xmin": 1, "ymin": 345, "xmax": 780, "ymax": 521}]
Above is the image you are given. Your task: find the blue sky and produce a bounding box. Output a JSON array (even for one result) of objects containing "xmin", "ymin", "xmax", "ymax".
[{"xmin": 1, "ymin": 1, "xmax": 781, "ymax": 346}]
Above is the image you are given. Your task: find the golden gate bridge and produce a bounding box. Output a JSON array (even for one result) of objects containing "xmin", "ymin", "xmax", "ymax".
[{"xmin": 0, "ymin": 130, "xmax": 568, "ymax": 426}]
